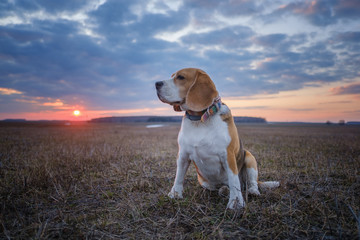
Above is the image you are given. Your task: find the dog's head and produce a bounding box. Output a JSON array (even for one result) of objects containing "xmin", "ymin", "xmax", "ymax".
[{"xmin": 155, "ymin": 68, "xmax": 218, "ymax": 112}]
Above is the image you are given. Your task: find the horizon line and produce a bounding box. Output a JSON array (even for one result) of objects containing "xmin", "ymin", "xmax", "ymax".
[{"xmin": 1, "ymin": 116, "xmax": 359, "ymax": 124}]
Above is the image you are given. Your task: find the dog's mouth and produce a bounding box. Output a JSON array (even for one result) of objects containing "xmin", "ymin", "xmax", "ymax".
[
  {"xmin": 156, "ymin": 92, "xmax": 182, "ymax": 106},
  {"xmin": 170, "ymin": 101, "xmax": 181, "ymax": 106}
]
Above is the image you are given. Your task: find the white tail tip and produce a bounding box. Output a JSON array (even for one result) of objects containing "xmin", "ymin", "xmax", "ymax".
[{"xmin": 259, "ymin": 181, "xmax": 280, "ymax": 189}]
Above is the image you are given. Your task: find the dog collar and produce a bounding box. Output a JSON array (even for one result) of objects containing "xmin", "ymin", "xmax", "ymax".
[
  {"xmin": 183, "ymin": 96, "xmax": 222, "ymax": 122},
  {"xmin": 185, "ymin": 111, "xmax": 203, "ymax": 121}
]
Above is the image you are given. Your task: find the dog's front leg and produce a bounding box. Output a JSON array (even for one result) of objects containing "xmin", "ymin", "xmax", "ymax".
[
  {"xmin": 224, "ymin": 152, "xmax": 246, "ymax": 209},
  {"xmin": 168, "ymin": 153, "xmax": 190, "ymax": 199},
  {"xmin": 226, "ymin": 171, "xmax": 245, "ymax": 209}
]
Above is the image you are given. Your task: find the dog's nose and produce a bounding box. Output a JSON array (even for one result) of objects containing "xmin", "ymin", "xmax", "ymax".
[{"xmin": 155, "ymin": 81, "xmax": 164, "ymax": 90}]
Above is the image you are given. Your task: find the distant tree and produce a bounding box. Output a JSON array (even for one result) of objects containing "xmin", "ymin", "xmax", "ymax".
[
  {"xmin": 338, "ymin": 120, "xmax": 345, "ymax": 125},
  {"xmin": 326, "ymin": 120, "xmax": 332, "ymax": 125}
]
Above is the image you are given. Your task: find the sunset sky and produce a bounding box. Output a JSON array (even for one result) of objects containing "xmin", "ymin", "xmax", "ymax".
[{"xmin": 0, "ymin": 0, "xmax": 359, "ymax": 122}]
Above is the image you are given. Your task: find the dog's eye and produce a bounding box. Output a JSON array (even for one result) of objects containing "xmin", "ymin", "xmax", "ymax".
[{"xmin": 177, "ymin": 75, "xmax": 185, "ymax": 80}]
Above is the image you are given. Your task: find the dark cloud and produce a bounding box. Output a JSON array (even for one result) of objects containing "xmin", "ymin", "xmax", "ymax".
[
  {"xmin": 1, "ymin": 0, "xmax": 39, "ymax": 15},
  {"xmin": 184, "ymin": 0, "xmax": 263, "ymax": 16},
  {"xmin": 331, "ymin": 31, "xmax": 360, "ymax": 52},
  {"xmin": 182, "ymin": 26, "xmax": 254, "ymax": 49},
  {"xmin": 34, "ymin": 0, "xmax": 89, "ymax": 13},
  {"xmin": 13, "ymin": 0, "xmax": 89, "ymax": 13},
  {"xmin": 334, "ymin": 31, "xmax": 360, "ymax": 43},
  {"xmin": 233, "ymin": 106, "xmax": 269, "ymax": 110},
  {"xmin": 318, "ymin": 100, "xmax": 352, "ymax": 104},
  {"xmin": 298, "ymin": 0, "xmax": 338, "ymax": 26},
  {"xmin": 252, "ymin": 33, "xmax": 308, "ymax": 53},
  {"xmin": 90, "ymin": 0, "xmax": 189, "ymax": 46},
  {"xmin": 333, "ymin": 0, "xmax": 360, "ymax": 19},
  {"xmin": 287, "ymin": 108, "xmax": 316, "ymax": 112},
  {"xmin": 252, "ymin": 34, "xmax": 287, "ymax": 47},
  {"xmin": 331, "ymin": 83, "xmax": 360, "ymax": 95},
  {"xmin": 267, "ymin": 0, "xmax": 360, "ymax": 27}
]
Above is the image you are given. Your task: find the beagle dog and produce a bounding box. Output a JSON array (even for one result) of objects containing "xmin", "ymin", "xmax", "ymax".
[{"xmin": 155, "ymin": 68, "xmax": 279, "ymax": 209}]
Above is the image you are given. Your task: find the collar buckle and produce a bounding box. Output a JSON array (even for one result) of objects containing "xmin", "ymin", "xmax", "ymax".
[{"xmin": 189, "ymin": 96, "xmax": 222, "ymax": 122}]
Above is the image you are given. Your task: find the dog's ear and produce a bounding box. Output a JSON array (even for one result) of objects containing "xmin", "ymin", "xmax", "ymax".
[{"xmin": 186, "ymin": 70, "xmax": 218, "ymax": 112}]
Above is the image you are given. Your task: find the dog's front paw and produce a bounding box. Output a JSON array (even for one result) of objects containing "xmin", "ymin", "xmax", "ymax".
[
  {"xmin": 227, "ymin": 197, "xmax": 245, "ymax": 210},
  {"xmin": 168, "ymin": 187, "xmax": 183, "ymax": 199}
]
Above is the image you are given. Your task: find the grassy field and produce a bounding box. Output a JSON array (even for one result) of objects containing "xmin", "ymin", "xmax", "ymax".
[{"xmin": 0, "ymin": 122, "xmax": 359, "ymax": 239}]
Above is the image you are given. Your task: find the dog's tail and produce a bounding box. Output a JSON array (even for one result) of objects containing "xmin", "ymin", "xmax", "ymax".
[{"xmin": 258, "ymin": 181, "xmax": 280, "ymax": 190}]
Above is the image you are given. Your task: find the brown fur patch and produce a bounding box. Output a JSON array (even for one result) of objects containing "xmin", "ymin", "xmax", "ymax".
[
  {"xmin": 186, "ymin": 71, "xmax": 218, "ymax": 111},
  {"xmin": 193, "ymin": 161, "xmax": 207, "ymax": 185},
  {"xmin": 221, "ymin": 107, "xmax": 244, "ymax": 175},
  {"xmin": 244, "ymin": 150, "xmax": 258, "ymax": 170}
]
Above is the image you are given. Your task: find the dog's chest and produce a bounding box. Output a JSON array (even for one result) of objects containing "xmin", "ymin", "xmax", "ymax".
[{"xmin": 178, "ymin": 115, "xmax": 231, "ymax": 181}]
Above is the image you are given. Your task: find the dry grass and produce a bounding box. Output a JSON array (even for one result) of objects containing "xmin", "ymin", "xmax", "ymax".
[{"xmin": 0, "ymin": 122, "xmax": 359, "ymax": 239}]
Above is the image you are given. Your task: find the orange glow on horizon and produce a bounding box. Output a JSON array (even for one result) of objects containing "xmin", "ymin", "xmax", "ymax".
[
  {"xmin": 1, "ymin": 79, "xmax": 359, "ymax": 122},
  {"xmin": 223, "ymin": 80, "xmax": 360, "ymax": 122}
]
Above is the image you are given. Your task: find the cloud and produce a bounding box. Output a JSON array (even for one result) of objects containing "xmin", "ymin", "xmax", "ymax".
[
  {"xmin": 182, "ymin": 25, "xmax": 254, "ymax": 49},
  {"xmin": 333, "ymin": 0, "xmax": 360, "ymax": 19},
  {"xmin": 268, "ymin": 0, "xmax": 360, "ymax": 27},
  {"xmin": 233, "ymin": 106, "xmax": 269, "ymax": 110},
  {"xmin": 331, "ymin": 83, "xmax": 360, "ymax": 95},
  {"xmin": 287, "ymin": 108, "xmax": 316, "ymax": 112},
  {"xmin": 43, "ymin": 99, "xmax": 65, "ymax": 107},
  {"xmin": 183, "ymin": 0, "xmax": 264, "ymax": 17},
  {"xmin": 252, "ymin": 34, "xmax": 287, "ymax": 47},
  {"xmin": 330, "ymin": 31, "xmax": 360, "ymax": 55},
  {"xmin": 318, "ymin": 100, "xmax": 352, "ymax": 104},
  {"xmin": 0, "ymin": 94, "xmax": 71, "ymax": 113},
  {"xmin": 0, "ymin": 87, "xmax": 23, "ymax": 95},
  {"xmin": 334, "ymin": 31, "xmax": 360, "ymax": 43}
]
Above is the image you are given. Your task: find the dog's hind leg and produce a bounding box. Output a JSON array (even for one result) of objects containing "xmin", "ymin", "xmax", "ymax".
[
  {"xmin": 244, "ymin": 151, "xmax": 261, "ymax": 195},
  {"xmin": 244, "ymin": 151, "xmax": 280, "ymax": 193}
]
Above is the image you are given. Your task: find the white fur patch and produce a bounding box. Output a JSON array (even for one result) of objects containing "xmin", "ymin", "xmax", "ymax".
[
  {"xmin": 246, "ymin": 168, "xmax": 260, "ymax": 195},
  {"xmin": 169, "ymin": 113, "xmax": 245, "ymax": 209},
  {"xmin": 157, "ymin": 78, "xmax": 182, "ymax": 103},
  {"xmin": 259, "ymin": 181, "xmax": 280, "ymax": 190}
]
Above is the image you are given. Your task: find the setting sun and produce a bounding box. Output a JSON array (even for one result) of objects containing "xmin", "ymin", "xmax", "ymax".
[{"xmin": 73, "ymin": 110, "xmax": 80, "ymax": 116}]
